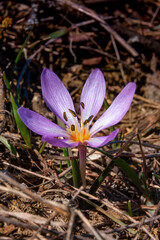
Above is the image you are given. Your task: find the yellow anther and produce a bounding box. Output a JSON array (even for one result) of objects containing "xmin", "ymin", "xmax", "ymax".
[
  {"xmin": 84, "ymin": 119, "xmax": 88, "ymax": 125},
  {"xmin": 83, "ymin": 115, "xmax": 93, "ymax": 126},
  {"xmin": 68, "ymin": 109, "xmax": 77, "ymax": 117},
  {"xmin": 71, "ymin": 124, "xmax": 75, "ymax": 131},
  {"xmin": 80, "ymin": 102, "xmax": 85, "ymax": 109},
  {"xmin": 87, "ymin": 115, "xmax": 93, "ymax": 123},
  {"xmin": 63, "ymin": 112, "xmax": 68, "ymax": 121},
  {"xmin": 65, "ymin": 107, "xmax": 91, "ymax": 143}
]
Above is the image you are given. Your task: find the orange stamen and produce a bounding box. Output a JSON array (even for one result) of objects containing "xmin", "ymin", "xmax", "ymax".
[{"xmin": 64, "ymin": 109, "xmax": 91, "ymax": 143}]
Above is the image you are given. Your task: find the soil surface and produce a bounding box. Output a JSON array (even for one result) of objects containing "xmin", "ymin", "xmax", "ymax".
[{"xmin": 0, "ymin": 1, "xmax": 160, "ymax": 239}]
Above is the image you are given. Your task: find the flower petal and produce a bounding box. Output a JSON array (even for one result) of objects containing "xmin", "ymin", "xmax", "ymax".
[
  {"xmin": 80, "ymin": 68, "xmax": 106, "ymax": 124},
  {"xmin": 90, "ymin": 82, "xmax": 136, "ymax": 136},
  {"xmin": 18, "ymin": 107, "xmax": 69, "ymax": 138},
  {"xmin": 86, "ymin": 129, "xmax": 119, "ymax": 148},
  {"xmin": 42, "ymin": 136, "xmax": 78, "ymax": 147},
  {"xmin": 41, "ymin": 68, "xmax": 77, "ymax": 126}
]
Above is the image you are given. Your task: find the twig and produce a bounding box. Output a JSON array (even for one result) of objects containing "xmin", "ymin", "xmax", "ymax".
[
  {"xmin": 57, "ymin": 44, "xmax": 144, "ymax": 75},
  {"xmin": 150, "ymin": 4, "xmax": 160, "ymax": 25},
  {"xmin": 0, "ymin": 70, "xmax": 6, "ymax": 133},
  {"xmin": 149, "ymin": 200, "xmax": 160, "ymax": 231},
  {"xmin": 133, "ymin": 218, "xmax": 145, "ymax": 240},
  {"xmin": 110, "ymin": 35, "xmax": 127, "ymax": 84},
  {"xmin": 70, "ymin": 185, "xmax": 84, "ymax": 203},
  {"xmin": 56, "ymin": 0, "xmax": 138, "ymax": 56},
  {"xmin": 134, "ymin": 94, "xmax": 160, "ymax": 107},
  {"xmin": 3, "ymin": 161, "xmax": 53, "ymax": 181},
  {"xmin": 110, "ymin": 140, "xmax": 160, "ymax": 150},
  {"xmin": 0, "ymin": 216, "xmax": 52, "ymax": 234},
  {"xmin": 29, "ymin": 212, "xmax": 58, "ymax": 240},
  {"xmin": 137, "ymin": 133, "xmax": 148, "ymax": 182},
  {"xmin": 0, "ymin": 185, "xmax": 30, "ymax": 199},
  {"xmin": 0, "ymin": 172, "xmax": 70, "ymax": 217},
  {"xmin": 70, "ymin": 185, "xmax": 158, "ymax": 239},
  {"xmin": 127, "ymin": 109, "xmax": 160, "ymax": 138},
  {"xmin": 79, "ymin": 45, "xmax": 143, "ymax": 74},
  {"xmin": 69, "ymin": 38, "xmax": 77, "ymax": 63},
  {"xmin": 75, "ymin": 209, "xmax": 104, "ymax": 240},
  {"xmin": 0, "ymin": 209, "xmax": 64, "ymax": 227},
  {"xmin": 104, "ymin": 215, "xmax": 160, "ymax": 235},
  {"xmin": 71, "ymin": 15, "xmax": 115, "ymax": 29},
  {"xmin": 66, "ymin": 211, "xmax": 76, "ymax": 240}
]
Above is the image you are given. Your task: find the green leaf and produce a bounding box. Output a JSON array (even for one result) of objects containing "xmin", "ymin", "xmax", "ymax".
[
  {"xmin": 3, "ymin": 72, "xmax": 11, "ymax": 92},
  {"xmin": 10, "ymin": 93, "xmax": 31, "ymax": 148},
  {"xmin": 30, "ymin": 29, "xmax": 69, "ymax": 49},
  {"xmin": 71, "ymin": 158, "xmax": 81, "ymax": 188},
  {"xmin": 62, "ymin": 147, "xmax": 71, "ymax": 167},
  {"xmin": 152, "ymin": 172, "xmax": 160, "ymax": 180},
  {"xmin": 14, "ymin": 32, "xmax": 31, "ymax": 66},
  {"xmin": 89, "ymin": 147, "xmax": 147, "ymax": 197},
  {"xmin": 86, "ymin": 198, "xmax": 136, "ymax": 235},
  {"xmin": 39, "ymin": 141, "xmax": 47, "ymax": 154},
  {"xmin": 48, "ymin": 29, "xmax": 68, "ymax": 40},
  {"xmin": 0, "ymin": 135, "xmax": 17, "ymax": 156},
  {"xmin": 89, "ymin": 159, "xmax": 115, "ymax": 195},
  {"xmin": 39, "ymin": 29, "xmax": 69, "ymax": 44},
  {"xmin": 113, "ymin": 156, "xmax": 146, "ymax": 194},
  {"xmin": 128, "ymin": 200, "xmax": 133, "ymax": 217},
  {"xmin": 141, "ymin": 172, "xmax": 150, "ymax": 197}
]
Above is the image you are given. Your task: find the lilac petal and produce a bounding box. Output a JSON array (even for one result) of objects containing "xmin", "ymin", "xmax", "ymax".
[
  {"xmin": 80, "ymin": 68, "xmax": 106, "ymax": 124},
  {"xmin": 18, "ymin": 107, "xmax": 69, "ymax": 138},
  {"xmin": 42, "ymin": 136, "xmax": 78, "ymax": 147},
  {"xmin": 41, "ymin": 68, "xmax": 77, "ymax": 126},
  {"xmin": 90, "ymin": 82, "xmax": 136, "ymax": 136},
  {"xmin": 86, "ymin": 129, "xmax": 119, "ymax": 148}
]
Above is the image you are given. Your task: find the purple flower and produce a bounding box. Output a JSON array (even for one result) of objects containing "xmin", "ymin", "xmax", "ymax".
[
  {"xmin": 18, "ymin": 68, "xmax": 136, "ymax": 187},
  {"xmin": 18, "ymin": 68, "xmax": 136, "ymax": 148}
]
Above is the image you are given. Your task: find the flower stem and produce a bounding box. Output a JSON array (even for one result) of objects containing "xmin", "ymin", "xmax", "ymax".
[{"xmin": 78, "ymin": 144, "xmax": 87, "ymax": 188}]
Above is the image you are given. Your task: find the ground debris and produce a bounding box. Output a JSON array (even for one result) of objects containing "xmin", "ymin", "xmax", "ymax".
[{"xmin": 0, "ymin": 1, "xmax": 160, "ymax": 239}]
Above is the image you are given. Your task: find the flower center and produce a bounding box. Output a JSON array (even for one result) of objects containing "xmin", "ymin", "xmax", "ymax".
[{"xmin": 63, "ymin": 103, "xmax": 93, "ymax": 143}]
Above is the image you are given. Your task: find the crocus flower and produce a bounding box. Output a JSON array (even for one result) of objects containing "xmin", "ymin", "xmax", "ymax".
[{"xmin": 18, "ymin": 68, "xmax": 136, "ymax": 187}]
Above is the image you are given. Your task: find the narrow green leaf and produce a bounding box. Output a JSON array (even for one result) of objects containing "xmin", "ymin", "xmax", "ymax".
[
  {"xmin": 39, "ymin": 141, "xmax": 47, "ymax": 154},
  {"xmin": 141, "ymin": 172, "xmax": 150, "ymax": 197},
  {"xmin": 48, "ymin": 29, "xmax": 68, "ymax": 40},
  {"xmin": 62, "ymin": 147, "xmax": 70, "ymax": 167},
  {"xmin": 40, "ymin": 29, "xmax": 69, "ymax": 43},
  {"xmin": 152, "ymin": 172, "xmax": 160, "ymax": 180},
  {"xmin": 56, "ymin": 117, "xmax": 71, "ymax": 169},
  {"xmin": 3, "ymin": 72, "xmax": 11, "ymax": 92},
  {"xmin": 14, "ymin": 32, "xmax": 31, "ymax": 66},
  {"xmin": 10, "ymin": 93, "xmax": 31, "ymax": 148},
  {"xmin": 71, "ymin": 158, "xmax": 81, "ymax": 188},
  {"xmin": 113, "ymin": 157, "xmax": 145, "ymax": 193},
  {"xmin": 89, "ymin": 159, "xmax": 115, "ymax": 195},
  {"xmin": 128, "ymin": 200, "xmax": 133, "ymax": 217},
  {"xmin": 89, "ymin": 147, "xmax": 147, "ymax": 196},
  {"xmin": 30, "ymin": 29, "xmax": 69, "ymax": 49},
  {"xmin": 0, "ymin": 135, "xmax": 17, "ymax": 156},
  {"xmin": 86, "ymin": 198, "xmax": 136, "ymax": 235}
]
